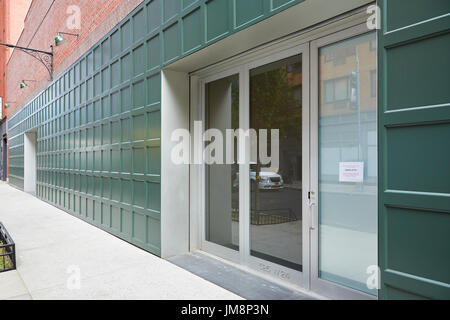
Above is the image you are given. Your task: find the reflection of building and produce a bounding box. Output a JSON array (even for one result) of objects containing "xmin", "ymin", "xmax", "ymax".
[
  {"xmin": 319, "ymin": 34, "xmax": 377, "ymax": 184},
  {"xmin": 320, "ymin": 36, "xmax": 376, "ymax": 116}
]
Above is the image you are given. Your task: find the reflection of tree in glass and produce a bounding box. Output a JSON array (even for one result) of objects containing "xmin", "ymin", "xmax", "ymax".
[
  {"xmin": 231, "ymin": 80, "xmax": 239, "ymax": 128},
  {"xmin": 249, "ymin": 61, "xmax": 302, "ymax": 213},
  {"xmin": 250, "ymin": 64, "xmax": 301, "ymax": 140}
]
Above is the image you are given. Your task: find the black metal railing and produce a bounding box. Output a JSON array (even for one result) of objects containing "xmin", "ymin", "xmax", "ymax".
[{"xmin": 0, "ymin": 222, "xmax": 16, "ymax": 272}]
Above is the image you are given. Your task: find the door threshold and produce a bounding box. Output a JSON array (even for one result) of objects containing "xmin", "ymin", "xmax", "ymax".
[{"xmin": 167, "ymin": 251, "xmax": 323, "ymax": 300}]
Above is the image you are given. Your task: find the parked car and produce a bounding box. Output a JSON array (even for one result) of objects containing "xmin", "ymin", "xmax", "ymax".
[{"xmin": 233, "ymin": 171, "xmax": 284, "ymax": 190}]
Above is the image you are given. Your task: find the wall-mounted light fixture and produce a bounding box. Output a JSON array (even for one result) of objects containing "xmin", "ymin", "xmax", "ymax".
[
  {"xmin": 4, "ymin": 102, "xmax": 15, "ymax": 108},
  {"xmin": 55, "ymin": 32, "xmax": 79, "ymax": 46},
  {"xmin": 0, "ymin": 42, "xmax": 53, "ymax": 80},
  {"xmin": 19, "ymin": 80, "xmax": 37, "ymax": 89}
]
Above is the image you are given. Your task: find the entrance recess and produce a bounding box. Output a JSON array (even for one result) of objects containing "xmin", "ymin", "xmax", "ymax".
[
  {"xmin": 192, "ymin": 22, "xmax": 377, "ymax": 299},
  {"xmin": 24, "ymin": 130, "xmax": 37, "ymax": 195}
]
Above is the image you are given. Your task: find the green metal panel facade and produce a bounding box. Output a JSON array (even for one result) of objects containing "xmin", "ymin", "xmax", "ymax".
[
  {"xmin": 378, "ymin": 1, "xmax": 450, "ymax": 299},
  {"xmin": 7, "ymin": 0, "xmax": 304, "ymax": 256}
]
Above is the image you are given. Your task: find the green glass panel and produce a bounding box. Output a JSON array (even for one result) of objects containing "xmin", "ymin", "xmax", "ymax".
[
  {"xmin": 111, "ymin": 61, "xmax": 120, "ymax": 88},
  {"xmin": 134, "ymin": 180, "xmax": 146, "ymax": 208},
  {"xmin": 122, "ymin": 180, "xmax": 132, "ymax": 204},
  {"xmin": 94, "ymin": 46, "xmax": 102, "ymax": 70},
  {"xmin": 111, "ymin": 121, "xmax": 120, "ymax": 144},
  {"xmin": 102, "ymin": 39, "xmax": 110, "ymax": 64},
  {"xmin": 235, "ymin": 0, "xmax": 264, "ymax": 27},
  {"xmin": 133, "ymin": 8, "xmax": 145, "ymax": 42},
  {"xmin": 163, "ymin": 22, "xmax": 180, "ymax": 62},
  {"xmin": 111, "ymin": 150, "xmax": 121, "ymax": 172},
  {"xmin": 121, "ymin": 209, "xmax": 132, "ymax": 236},
  {"xmin": 386, "ymin": 33, "xmax": 450, "ymax": 111},
  {"xmin": 148, "ymin": 73, "xmax": 161, "ymax": 104},
  {"xmin": 133, "ymin": 45, "xmax": 145, "ymax": 77},
  {"xmin": 102, "ymin": 150, "xmax": 110, "ymax": 172},
  {"xmin": 111, "ymin": 91, "xmax": 120, "ymax": 115},
  {"xmin": 111, "ymin": 206, "xmax": 120, "ymax": 231},
  {"xmin": 206, "ymin": 0, "xmax": 229, "ymax": 41},
  {"xmin": 148, "ymin": 217, "xmax": 161, "ymax": 247},
  {"xmin": 102, "ymin": 203, "xmax": 111, "ymax": 227},
  {"xmin": 133, "ymin": 80, "xmax": 146, "ymax": 107},
  {"xmin": 148, "ymin": 35, "xmax": 161, "ymax": 70},
  {"xmin": 102, "ymin": 67, "xmax": 110, "ymax": 92},
  {"xmin": 133, "ymin": 213, "xmax": 146, "ymax": 243},
  {"xmin": 121, "ymin": 53, "xmax": 131, "ymax": 82},
  {"xmin": 183, "ymin": 8, "xmax": 202, "ymax": 53},
  {"xmin": 122, "ymin": 148, "xmax": 132, "ymax": 174},
  {"xmin": 121, "ymin": 118, "xmax": 131, "ymax": 142},
  {"xmin": 133, "ymin": 114, "xmax": 146, "ymax": 141},
  {"xmin": 111, "ymin": 30, "xmax": 120, "ymax": 58},
  {"xmin": 386, "ymin": 0, "xmax": 450, "ymax": 32},
  {"xmin": 148, "ymin": 110, "xmax": 161, "ymax": 139},
  {"xmin": 121, "ymin": 87, "xmax": 131, "ymax": 112},
  {"xmin": 147, "ymin": 0, "xmax": 161, "ymax": 33},
  {"xmin": 133, "ymin": 147, "xmax": 146, "ymax": 174},
  {"xmin": 148, "ymin": 182, "xmax": 161, "ymax": 211},
  {"xmin": 111, "ymin": 178, "xmax": 120, "ymax": 202}
]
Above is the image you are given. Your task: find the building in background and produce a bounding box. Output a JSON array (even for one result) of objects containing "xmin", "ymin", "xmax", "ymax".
[
  {"xmin": 0, "ymin": 0, "xmax": 33, "ymax": 180},
  {"xmin": 2, "ymin": 0, "xmax": 450, "ymax": 300}
]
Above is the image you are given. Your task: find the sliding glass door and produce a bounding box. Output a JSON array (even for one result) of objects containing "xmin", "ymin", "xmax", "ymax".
[{"xmin": 200, "ymin": 44, "xmax": 310, "ymax": 287}]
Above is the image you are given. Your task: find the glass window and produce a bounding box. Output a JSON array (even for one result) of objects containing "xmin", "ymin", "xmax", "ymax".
[{"xmin": 318, "ymin": 32, "xmax": 377, "ymax": 295}]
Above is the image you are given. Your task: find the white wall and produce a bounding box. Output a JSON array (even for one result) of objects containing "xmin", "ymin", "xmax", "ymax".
[
  {"xmin": 24, "ymin": 131, "xmax": 37, "ymax": 195},
  {"xmin": 160, "ymin": 70, "xmax": 190, "ymax": 258}
]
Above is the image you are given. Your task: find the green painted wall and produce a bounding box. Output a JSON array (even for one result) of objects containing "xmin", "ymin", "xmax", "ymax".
[
  {"xmin": 378, "ymin": 0, "xmax": 450, "ymax": 299},
  {"xmin": 7, "ymin": 0, "xmax": 304, "ymax": 256}
]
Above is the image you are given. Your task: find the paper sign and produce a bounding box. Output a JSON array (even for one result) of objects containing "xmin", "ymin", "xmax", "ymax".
[{"xmin": 339, "ymin": 162, "xmax": 364, "ymax": 182}]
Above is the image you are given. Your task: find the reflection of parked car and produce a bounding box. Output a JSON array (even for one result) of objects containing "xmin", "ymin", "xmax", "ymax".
[{"xmin": 233, "ymin": 171, "xmax": 284, "ymax": 190}]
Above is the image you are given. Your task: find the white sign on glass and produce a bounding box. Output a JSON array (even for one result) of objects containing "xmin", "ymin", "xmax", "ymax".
[{"xmin": 339, "ymin": 162, "xmax": 364, "ymax": 182}]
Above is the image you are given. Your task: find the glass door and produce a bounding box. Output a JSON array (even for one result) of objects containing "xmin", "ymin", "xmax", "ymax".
[
  {"xmin": 244, "ymin": 46, "xmax": 310, "ymax": 287},
  {"xmin": 199, "ymin": 44, "xmax": 310, "ymax": 288},
  {"xmin": 310, "ymin": 25, "xmax": 378, "ymax": 299}
]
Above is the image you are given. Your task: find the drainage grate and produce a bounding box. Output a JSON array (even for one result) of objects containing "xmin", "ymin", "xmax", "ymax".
[{"xmin": 0, "ymin": 222, "xmax": 16, "ymax": 273}]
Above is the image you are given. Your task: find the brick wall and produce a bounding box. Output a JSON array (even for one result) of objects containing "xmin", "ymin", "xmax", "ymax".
[{"xmin": 5, "ymin": 0, "xmax": 143, "ymax": 118}]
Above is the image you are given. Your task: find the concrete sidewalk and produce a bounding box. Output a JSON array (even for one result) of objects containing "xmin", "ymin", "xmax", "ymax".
[{"xmin": 0, "ymin": 182, "xmax": 242, "ymax": 300}]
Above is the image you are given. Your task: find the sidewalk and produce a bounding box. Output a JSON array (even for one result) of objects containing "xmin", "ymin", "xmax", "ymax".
[{"xmin": 0, "ymin": 182, "xmax": 241, "ymax": 300}]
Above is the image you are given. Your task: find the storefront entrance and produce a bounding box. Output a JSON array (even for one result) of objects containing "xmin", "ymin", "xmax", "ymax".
[{"xmin": 190, "ymin": 21, "xmax": 377, "ymax": 299}]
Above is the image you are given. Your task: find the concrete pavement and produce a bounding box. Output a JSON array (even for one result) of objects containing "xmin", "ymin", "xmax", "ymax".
[{"xmin": 0, "ymin": 182, "xmax": 242, "ymax": 300}]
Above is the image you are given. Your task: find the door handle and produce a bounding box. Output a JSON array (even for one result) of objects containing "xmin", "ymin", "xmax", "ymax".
[{"xmin": 309, "ymin": 201, "xmax": 317, "ymax": 230}]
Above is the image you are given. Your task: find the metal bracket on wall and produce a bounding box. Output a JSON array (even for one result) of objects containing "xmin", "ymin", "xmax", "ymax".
[{"xmin": 0, "ymin": 43, "xmax": 53, "ymax": 81}]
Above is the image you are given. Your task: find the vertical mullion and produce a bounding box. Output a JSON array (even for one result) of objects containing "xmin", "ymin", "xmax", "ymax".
[
  {"xmin": 301, "ymin": 42, "xmax": 311, "ymax": 289},
  {"xmin": 239, "ymin": 67, "xmax": 250, "ymax": 265}
]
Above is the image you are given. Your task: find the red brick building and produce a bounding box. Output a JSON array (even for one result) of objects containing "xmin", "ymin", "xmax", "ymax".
[
  {"xmin": 4, "ymin": 0, "xmax": 142, "ymax": 118},
  {"xmin": 0, "ymin": 0, "xmax": 32, "ymax": 179},
  {"xmin": 1, "ymin": 0, "xmax": 141, "ymax": 180}
]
